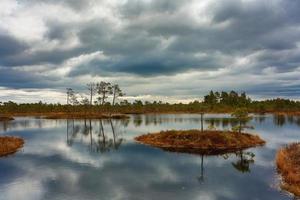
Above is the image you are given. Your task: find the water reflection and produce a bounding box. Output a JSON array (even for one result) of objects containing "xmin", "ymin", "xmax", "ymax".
[
  {"xmin": 0, "ymin": 114, "xmax": 298, "ymax": 200},
  {"xmin": 131, "ymin": 114, "xmax": 300, "ymax": 128},
  {"xmin": 197, "ymin": 155, "xmax": 205, "ymax": 183},
  {"xmin": 205, "ymin": 118, "xmax": 242, "ymax": 128},
  {"xmin": 273, "ymin": 114, "xmax": 286, "ymax": 127},
  {"xmin": 273, "ymin": 114, "xmax": 300, "ymax": 127},
  {"xmin": 231, "ymin": 151, "xmax": 255, "ymax": 173},
  {"xmin": 195, "ymin": 150, "xmax": 256, "ymax": 185},
  {"xmin": 0, "ymin": 118, "xmax": 60, "ymax": 132},
  {"xmin": 133, "ymin": 114, "xmax": 206, "ymax": 127},
  {"xmin": 66, "ymin": 119, "xmax": 125, "ymax": 153},
  {"xmin": 1, "ymin": 114, "xmax": 300, "ymax": 134}
]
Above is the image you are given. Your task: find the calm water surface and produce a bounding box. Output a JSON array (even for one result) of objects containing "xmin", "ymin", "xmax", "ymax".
[{"xmin": 0, "ymin": 114, "xmax": 300, "ymax": 200}]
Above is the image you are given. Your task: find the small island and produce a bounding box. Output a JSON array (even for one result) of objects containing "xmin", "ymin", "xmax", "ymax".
[
  {"xmin": 135, "ymin": 130, "xmax": 265, "ymax": 155},
  {"xmin": 0, "ymin": 136, "xmax": 24, "ymax": 157},
  {"xmin": 276, "ymin": 143, "xmax": 300, "ymax": 197}
]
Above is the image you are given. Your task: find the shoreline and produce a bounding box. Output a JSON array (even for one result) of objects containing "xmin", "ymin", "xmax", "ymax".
[
  {"xmin": 0, "ymin": 116, "xmax": 14, "ymax": 121},
  {"xmin": 0, "ymin": 111, "xmax": 299, "ymax": 119},
  {"xmin": 276, "ymin": 143, "xmax": 300, "ymax": 197}
]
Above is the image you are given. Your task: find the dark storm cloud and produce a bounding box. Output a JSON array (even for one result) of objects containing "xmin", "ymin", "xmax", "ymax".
[
  {"xmin": 67, "ymin": 0, "xmax": 300, "ymax": 77},
  {"xmin": 77, "ymin": 19, "xmax": 162, "ymax": 56},
  {"xmin": 247, "ymin": 83, "xmax": 300, "ymax": 97},
  {"xmin": 68, "ymin": 51, "xmax": 222, "ymax": 77},
  {"xmin": 1, "ymin": 0, "xmax": 300, "ymax": 99},
  {"xmin": 27, "ymin": 0, "xmax": 91, "ymax": 11},
  {"xmin": 2, "ymin": 0, "xmax": 300, "ymax": 73},
  {"xmin": 0, "ymin": 34, "xmax": 28, "ymax": 57},
  {"xmin": 0, "ymin": 67, "xmax": 56, "ymax": 89},
  {"xmin": 119, "ymin": 0, "xmax": 186, "ymax": 18}
]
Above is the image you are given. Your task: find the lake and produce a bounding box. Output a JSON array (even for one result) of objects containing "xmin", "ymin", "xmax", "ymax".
[{"xmin": 0, "ymin": 114, "xmax": 299, "ymax": 200}]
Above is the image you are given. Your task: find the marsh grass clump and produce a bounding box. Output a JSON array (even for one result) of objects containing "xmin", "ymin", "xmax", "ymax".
[
  {"xmin": 276, "ymin": 143, "xmax": 300, "ymax": 196},
  {"xmin": 135, "ymin": 130, "xmax": 265, "ymax": 155},
  {"xmin": 0, "ymin": 136, "xmax": 24, "ymax": 157}
]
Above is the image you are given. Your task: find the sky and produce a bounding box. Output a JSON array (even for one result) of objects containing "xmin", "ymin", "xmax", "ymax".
[{"xmin": 0, "ymin": 0, "xmax": 300, "ymax": 104}]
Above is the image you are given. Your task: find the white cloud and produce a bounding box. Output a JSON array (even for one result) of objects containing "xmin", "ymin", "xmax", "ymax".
[{"xmin": 1, "ymin": 0, "xmax": 300, "ymax": 102}]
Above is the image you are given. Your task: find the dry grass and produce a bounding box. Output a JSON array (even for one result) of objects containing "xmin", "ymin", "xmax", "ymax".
[
  {"xmin": 0, "ymin": 116, "xmax": 14, "ymax": 121},
  {"xmin": 276, "ymin": 143, "xmax": 300, "ymax": 196},
  {"xmin": 135, "ymin": 130, "xmax": 265, "ymax": 155},
  {"xmin": 0, "ymin": 136, "xmax": 24, "ymax": 157}
]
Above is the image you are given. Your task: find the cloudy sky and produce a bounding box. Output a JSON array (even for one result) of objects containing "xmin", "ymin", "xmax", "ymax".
[{"xmin": 1, "ymin": 0, "xmax": 300, "ymax": 103}]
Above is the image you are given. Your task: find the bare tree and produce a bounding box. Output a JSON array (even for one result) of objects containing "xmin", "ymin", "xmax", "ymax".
[
  {"xmin": 97, "ymin": 81, "xmax": 112, "ymax": 105},
  {"xmin": 66, "ymin": 88, "xmax": 79, "ymax": 105},
  {"xmin": 70, "ymin": 93, "xmax": 79, "ymax": 105},
  {"xmin": 111, "ymin": 84, "xmax": 124, "ymax": 106},
  {"xmin": 66, "ymin": 88, "xmax": 74, "ymax": 105},
  {"xmin": 80, "ymin": 96, "xmax": 90, "ymax": 105},
  {"xmin": 87, "ymin": 82, "xmax": 97, "ymax": 105},
  {"xmin": 200, "ymin": 112, "xmax": 204, "ymax": 132}
]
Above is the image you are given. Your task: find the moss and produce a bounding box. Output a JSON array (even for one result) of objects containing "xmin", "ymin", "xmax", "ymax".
[
  {"xmin": 276, "ymin": 143, "xmax": 300, "ymax": 197},
  {"xmin": 0, "ymin": 136, "xmax": 24, "ymax": 157},
  {"xmin": 135, "ymin": 130, "xmax": 265, "ymax": 155}
]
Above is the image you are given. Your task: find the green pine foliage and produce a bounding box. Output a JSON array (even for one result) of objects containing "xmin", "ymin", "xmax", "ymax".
[{"xmin": 0, "ymin": 90, "xmax": 300, "ymax": 114}]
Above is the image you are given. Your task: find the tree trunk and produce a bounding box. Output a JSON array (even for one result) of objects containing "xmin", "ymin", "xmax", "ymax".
[
  {"xmin": 112, "ymin": 89, "xmax": 116, "ymax": 106},
  {"xmin": 89, "ymin": 119, "xmax": 92, "ymax": 150},
  {"xmin": 201, "ymin": 154, "xmax": 204, "ymax": 179},
  {"xmin": 90, "ymin": 90, "xmax": 93, "ymax": 105},
  {"xmin": 99, "ymin": 120, "xmax": 106, "ymax": 147},
  {"xmin": 201, "ymin": 113, "xmax": 204, "ymax": 132},
  {"xmin": 67, "ymin": 119, "xmax": 69, "ymax": 143},
  {"xmin": 102, "ymin": 92, "xmax": 105, "ymax": 105},
  {"xmin": 109, "ymin": 119, "xmax": 116, "ymax": 148}
]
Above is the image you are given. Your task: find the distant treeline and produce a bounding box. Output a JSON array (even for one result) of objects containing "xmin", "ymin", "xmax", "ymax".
[{"xmin": 0, "ymin": 90, "xmax": 300, "ymax": 114}]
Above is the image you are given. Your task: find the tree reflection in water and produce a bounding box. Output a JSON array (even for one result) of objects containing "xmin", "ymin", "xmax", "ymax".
[
  {"xmin": 66, "ymin": 119, "xmax": 81, "ymax": 146},
  {"xmin": 273, "ymin": 114, "xmax": 286, "ymax": 127},
  {"xmin": 232, "ymin": 151, "xmax": 255, "ymax": 173},
  {"xmin": 197, "ymin": 154, "xmax": 205, "ymax": 184},
  {"xmin": 66, "ymin": 119, "xmax": 126, "ymax": 153},
  {"xmin": 197, "ymin": 150, "xmax": 255, "ymax": 185}
]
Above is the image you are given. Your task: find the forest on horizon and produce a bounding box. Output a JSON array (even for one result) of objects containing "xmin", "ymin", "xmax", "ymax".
[{"xmin": 1, "ymin": 85, "xmax": 300, "ymax": 114}]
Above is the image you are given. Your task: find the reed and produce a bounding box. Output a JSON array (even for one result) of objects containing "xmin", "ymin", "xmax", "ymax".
[{"xmin": 276, "ymin": 143, "xmax": 300, "ymax": 196}]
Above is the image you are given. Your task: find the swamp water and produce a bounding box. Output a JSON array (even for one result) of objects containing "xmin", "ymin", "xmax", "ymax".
[{"xmin": 0, "ymin": 114, "xmax": 300, "ymax": 200}]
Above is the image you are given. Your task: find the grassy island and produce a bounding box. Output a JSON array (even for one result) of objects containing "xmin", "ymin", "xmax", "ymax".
[
  {"xmin": 276, "ymin": 143, "xmax": 300, "ymax": 197},
  {"xmin": 0, "ymin": 136, "xmax": 24, "ymax": 157},
  {"xmin": 135, "ymin": 130, "xmax": 265, "ymax": 155}
]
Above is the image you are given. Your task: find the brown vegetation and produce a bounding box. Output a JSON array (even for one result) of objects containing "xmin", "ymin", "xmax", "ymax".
[
  {"xmin": 43, "ymin": 112, "xmax": 129, "ymax": 119},
  {"xmin": 135, "ymin": 130, "xmax": 265, "ymax": 155},
  {"xmin": 0, "ymin": 136, "xmax": 24, "ymax": 157},
  {"xmin": 276, "ymin": 143, "xmax": 300, "ymax": 196},
  {"xmin": 0, "ymin": 116, "xmax": 14, "ymax": 121},
  {"xmin": 274, "ymin": 111, "xmax": 300, "ymax": 116}
]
